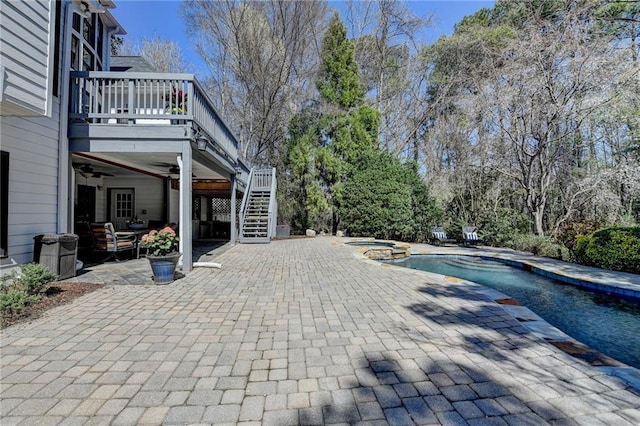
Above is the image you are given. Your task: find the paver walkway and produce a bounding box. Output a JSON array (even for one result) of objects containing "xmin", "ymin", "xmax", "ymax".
[{"xmin": 1, "ymin": 237, "xmax": 639, "ymax": 425}]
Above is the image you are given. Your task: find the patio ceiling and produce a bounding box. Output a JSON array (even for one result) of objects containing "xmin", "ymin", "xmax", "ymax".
[{"xmin": 72, "ymin": 152, "xmax": 229, "ymax": 181}]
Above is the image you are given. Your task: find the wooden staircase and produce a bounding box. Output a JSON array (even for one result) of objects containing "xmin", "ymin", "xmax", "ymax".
[
  {"xmin": 239, "ymin": 168, "xmax": 276, "ymax": 243},
  {"xmin": 240, "ymin": 191, "xmax": 270, "ymax": 241}
]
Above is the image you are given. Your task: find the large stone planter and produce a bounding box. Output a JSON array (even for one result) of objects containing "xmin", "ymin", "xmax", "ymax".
[
  {"xmin": 276, "ymin": 225, "xmax": 290, "ymax": 238},
  {"xmin": 147, "ymin": 252, "xmax": 181, "ymax": 284}
]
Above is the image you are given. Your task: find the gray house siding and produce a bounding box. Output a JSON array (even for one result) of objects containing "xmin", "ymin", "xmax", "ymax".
[
  {"xmin": 0, "ymin": 0, "xmax": 54, "ymax": 116},
  {"xmin": 1, "ymin": 100, "xmax": 61, "ymax": 266}
]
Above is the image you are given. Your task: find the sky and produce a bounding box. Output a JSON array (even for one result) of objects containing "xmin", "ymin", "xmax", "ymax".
[{"xmin": 111, "ymin": 0, "xmax": 495, "ymax": 77}]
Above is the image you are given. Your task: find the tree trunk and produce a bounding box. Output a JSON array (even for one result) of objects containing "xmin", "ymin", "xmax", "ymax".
[{"xmin": 533, "ymin": 207, "xmax": 545, "ymax": 236}]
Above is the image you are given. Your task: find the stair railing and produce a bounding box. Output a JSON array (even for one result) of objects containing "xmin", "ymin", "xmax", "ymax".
[
  {"xmin": 268, "ymin": 168, "xmax": 277, "ymax": 239},
  {"xmin": 239, "ymin": 167, "xmax": 276, "ymax": 242},
  {"xmin": 239, "ymin": 167, "xmax": 254, "ymax": 240}
]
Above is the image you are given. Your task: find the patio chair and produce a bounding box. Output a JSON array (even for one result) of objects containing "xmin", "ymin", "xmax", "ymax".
[
  {"xmin": 430, "ymin": 226, "xmax": 456, "ymax": 245},
  {"xmin": 462, "ymin": 226, "xmax": 483, "ymax": 246},
  {"xmin": 90, "ymin": 222, "xmax": 138, "ymax": 261}
]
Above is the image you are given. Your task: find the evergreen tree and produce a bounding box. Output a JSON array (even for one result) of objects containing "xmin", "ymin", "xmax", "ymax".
[
  {"xmin": 285, "ymin": 14, "xmax": 380, "ymax": 233},
  {"xmin": 317, "ymin": 13, "xmax": 366, "ymax": 110},
  {"xmin": 283, "ymin": 12, "xmax": 438, "ymax": 239}
]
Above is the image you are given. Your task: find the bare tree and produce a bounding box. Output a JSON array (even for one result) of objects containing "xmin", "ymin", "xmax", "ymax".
[
  {"xmin": 182, "ymin": 0, "xmax": 329, "ymax": 164},
  {"xmin": 345, "ymin": 0, "xmax": 432, "ymax": 153},
  {"xmin": 489, "ymin": 4, "xmax": 636, "ymax": 235},
  {"xmin": 118, "ymin": 35, "xmax": 187, "ymax": 73},
  {"xmin": 413, "ymin": 0, "xmax": 640, "ymax": 234}
]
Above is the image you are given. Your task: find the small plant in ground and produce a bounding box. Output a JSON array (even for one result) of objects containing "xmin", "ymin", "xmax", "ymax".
[
  {"xmin": 14, "ymin": 263, "xmax": 58, "ymax": 295},
  {"xmin": 0, "ymin": 288, "xmax": 39, "ymax": 327},
  {"xmin": 0, "ymin": 263, "xmax": 57, "ymax": 327}
]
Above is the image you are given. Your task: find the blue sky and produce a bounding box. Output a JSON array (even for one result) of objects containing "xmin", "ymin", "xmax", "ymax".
[{"xmin": 111, "ymin": 0, "xmax": 494, "ymax": 77}]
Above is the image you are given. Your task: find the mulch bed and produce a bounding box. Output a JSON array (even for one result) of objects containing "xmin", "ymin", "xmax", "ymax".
[
  {"xmin": 549, "ymin": 340, "xmax": 625, "ymax": 366},
  {"xmin": 1, "ymin": 282, "xmax": 102, "ymax": 329},
  {"xmin": 495, "ymin": 297, "xmax": 521, "ymax": 306}
]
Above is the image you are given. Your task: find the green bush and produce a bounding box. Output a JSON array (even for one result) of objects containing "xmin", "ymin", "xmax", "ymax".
[
  {"xmin": 556, "ymin": 221, "xmax": 601, "ymax": 251},
  {"xmin": 340, "ymin": 150, "xmax": 440, "ymax": 241},
  {"xmin": 508, "ymin": 234, "xmax": 573, "ymax": 261},
  {"xmin": 0, "ymin": 288, "xmax": 39, "ymax": 326},
  {"xmin": 574, "ymin": 227, "xmax": 640, "ymax": 273},
  {"xmin": 478, "ymin": 208, "xmax": 530, "ymax": 246},
  {"xmin": 0, "ymin": 263, "xmax": 56, "ymax": 327},
  {"xmin": 14, "ymin": 263, "xmax": 58, "ymax": 296}
]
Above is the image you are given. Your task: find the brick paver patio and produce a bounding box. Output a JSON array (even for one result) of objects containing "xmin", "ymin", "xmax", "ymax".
[{"xmin": 1, "ymin": 237, "xmax": 639, "ymax": 425}]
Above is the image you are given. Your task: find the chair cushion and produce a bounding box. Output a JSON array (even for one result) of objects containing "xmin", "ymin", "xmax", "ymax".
[{"xmin": 111, "ymin": 241, "xmax": 135, "ymax": 249}]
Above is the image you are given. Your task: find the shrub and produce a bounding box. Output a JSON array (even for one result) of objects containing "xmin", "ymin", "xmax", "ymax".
[
  {"xmin": 574, "ymin": 227, "xmax": 640, "ymax": 273},
  {"xmin": 341, "ymin": 150, "xmax": 414, "ymax": 240},
  {"xmin": 508, "ymin": 234, "xmax": 573, "ymax": 261},
  {"xmin": 14, "ymin": 263, "xmax": 58, "ymax": 296},
  {"xmin": 556, "ymin": 220, "xmax": 601, "ymax": 251},
  {"xmin": 403, "ymin": 162, "xmax": 442, "ymax": 242},
  {"xmin": 0, "ymin": 263, "xmax": 56, "ymax": 327},
  {"xmin": 478, "ymin": 208, "xmax": 530, "ymax": 246},
  {"xmin": 340, "ymin": 150, "xmax": 439, "ymax": 241},
  {"xmin": 0, "ymin": 288, "xmax": 39, "ymax": 326}
]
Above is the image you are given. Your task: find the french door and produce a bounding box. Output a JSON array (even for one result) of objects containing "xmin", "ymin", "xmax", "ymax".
[{"xmin": 109, "ymin": 188, "xmax": 134, "ymax": 230}]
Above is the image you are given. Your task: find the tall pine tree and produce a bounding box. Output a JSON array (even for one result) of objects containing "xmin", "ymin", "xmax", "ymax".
[
  {"xmin": 317, "ymin": 13, "xmax": 366, "ymax": 110},
  {"xmin": 284, "ymin": 13, "xmax": 380, "ymax": 233},
  {"xmin": 282, "ymin": 13, "xmax": 438, "ymax": 239}
]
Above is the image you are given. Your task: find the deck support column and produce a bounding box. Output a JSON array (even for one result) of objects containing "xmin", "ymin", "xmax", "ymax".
[
  {"xmin": 230, "ymin": 173, "xmax": 237, "ymax": 244},
  {"xmin": 179, "ymin": 143, "xmax": 193, "ymax": 272}
]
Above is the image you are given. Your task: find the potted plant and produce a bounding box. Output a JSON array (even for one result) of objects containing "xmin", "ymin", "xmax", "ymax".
[
  {"xmin": 165, "ymin": 85, "xmax": 188, "ymax": 122},
  {"xmin": 141, "ymin": 226, "xmax": 180, "ymax": 284},
  {"xmin": 126, "ymin": 215, "xmax": 146, "ymax": 230}
]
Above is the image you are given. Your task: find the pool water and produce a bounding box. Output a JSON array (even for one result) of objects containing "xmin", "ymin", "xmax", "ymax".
[{"xmin": 390, "ymin": 255, "xmax": 640, "ymax": 369}]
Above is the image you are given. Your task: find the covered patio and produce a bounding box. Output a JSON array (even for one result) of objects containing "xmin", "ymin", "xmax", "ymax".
[{"xmin": 67, "ymin": 71, "xmax": 251, "ymax": 271}]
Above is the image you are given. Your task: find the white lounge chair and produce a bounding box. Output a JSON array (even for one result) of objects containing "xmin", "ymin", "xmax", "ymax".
[
  {"xmin": 462, "ymin": 226, "xmax": 483, "ymax": 246},
  {"xmin": 430, "ymin": 226, "xmax": 456, "ymax": 245}
]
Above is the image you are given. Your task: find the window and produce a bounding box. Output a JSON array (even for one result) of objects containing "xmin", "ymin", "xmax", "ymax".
[
  {"xmin": 1, "ymin": 151, "xmax": 9, "ymax": 258},
  {"xmin": 96, "ymin": 19, "xmax": 103, "ymax": 66},
  {"xmin": 71, "ymin": 35, "xmax": 79, "ymax": 71},
  {"xmin": 82, "ymin": 46, "xmax": 94, "ymax": 71},
  {"xmin": 70, "ymin": 12, "xmax": 104, "ymax": 72},
  {"xmin": 115, "ymin": 192, "xmax": 134, "ymax": 219},
  {"xmin": 82, "ymin": 16, "xmax": 94, "ymax": 45},
  {"xmin": 73, "ymin": 13, "xmax": 80, "ymax": 32}
]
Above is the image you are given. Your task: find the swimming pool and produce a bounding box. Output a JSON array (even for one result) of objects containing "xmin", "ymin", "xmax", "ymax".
[{"xmin": 388, "ymin": 255, "xmax": 640, "ymax": 369}]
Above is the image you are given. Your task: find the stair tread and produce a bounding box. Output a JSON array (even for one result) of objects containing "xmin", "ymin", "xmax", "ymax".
[{"xmin": 240, "ymin": 183, "xmax": 274, "ymax": 241}]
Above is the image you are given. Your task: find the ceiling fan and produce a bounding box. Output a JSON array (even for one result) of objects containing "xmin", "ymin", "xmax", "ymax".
[
  {"xmin": 75, "ymin": 164, "xmax": 114, "ymax": 178},
  {"xmin": 153, "ymin": 162, "xmax": 195, "ymax": 177}
]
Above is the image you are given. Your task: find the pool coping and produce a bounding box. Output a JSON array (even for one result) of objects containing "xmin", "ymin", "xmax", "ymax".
[
  {"xmin": 410, "ymin": 245, "xmax": 640, "ymax": 302},
  {"xmin": 348, "ymin": 242, "xmax": 640, "ymax": 392}
]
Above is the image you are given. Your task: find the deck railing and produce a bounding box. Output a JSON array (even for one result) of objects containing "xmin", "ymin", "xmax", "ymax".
[{"xmin": 69, "ymin": 71, "xmax": 238, "ymax": 161}]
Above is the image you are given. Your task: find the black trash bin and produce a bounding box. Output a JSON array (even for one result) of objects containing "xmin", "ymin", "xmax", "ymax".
[{"xmin": 33, "ymin": 233, "xmax": 79, "ymax": 280}]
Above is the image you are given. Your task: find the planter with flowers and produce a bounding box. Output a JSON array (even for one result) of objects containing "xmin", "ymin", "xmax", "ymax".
[
  {"xmin": 126, "ymin": 215, "xmax": 146, "ymax": 230},
  {"xmin": 141, "ymin": 226, "xmax": 180, "ymax": 284},
  {"xmin": 165, "ymin": 85, "xmax": 188, "ymax": 124}
]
